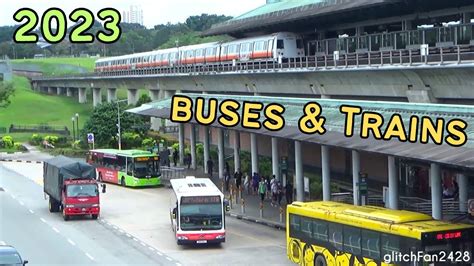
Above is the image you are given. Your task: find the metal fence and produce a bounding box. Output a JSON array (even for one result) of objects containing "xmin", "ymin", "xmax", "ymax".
[{"xmin": 9, "ymin": 124, "xmax": 70, "ymax": 135}]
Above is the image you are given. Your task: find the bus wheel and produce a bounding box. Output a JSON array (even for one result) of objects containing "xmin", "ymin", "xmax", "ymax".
[
  {"xmin": 91, "ymin": 214, "xmax": 98, "ymax": 220},
  {"xmin": 121, "ymin": 177, "xmax": 125, "ymax": 186},
  {"xmin": 63, "ymin": 209, "xmax": 69, "ymax": 221},
  {"xmin": 314, "ymin": 255, "xmax": 327, "ymax": 266}
]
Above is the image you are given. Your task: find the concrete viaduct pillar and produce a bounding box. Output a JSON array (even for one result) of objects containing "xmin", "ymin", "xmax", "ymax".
[
  {"xmin": 250, "ymin": 133, "xmax": 258, "ymax": 176},
  {"xmin": 190, "ymin": 124, "xmax": 197, "ymax": 170},
  {"xmin": 352, "ymin": 150, "xmax": 360, "ymax": 206},
  {"xmin": 66, "ymin": 88, "xmax": 73, "ymax": 97},
  {"xmin": 92, "ymin": 88, "xmax": 102, "ymax": 107},
  {"xmin": 218, "ymin": 128, "xmax": 225, "ymax": 182},
  {"xmin": 295, "ymin": 140, "xmax": 303, "ymax": 202},
  {"xmin": 107, "ymin": 88, "xmax": 117, "ymax": 103},
  {"xmin": 233, "ymin": 131, "xmax": 240, "ymax": 172},
  {"xmin": 149, "ymin": 90, "xmax": 160, "ymax": 131},
  {"xmin": 57, "ymin": 87, "xmax": 64, "ymax": 96},
  {"xmin": 388, "ymin": 156, "xmax": 399, "ymax": 210},
  {"xmin": 321, "ymin": 145, "xmax": 331, "ymax": 201},
  {"xmin": 178, "ymin": 123, "xmax": 185, "ymax": 166},
  {"xmin": 78, "ymin": 88, "xmax": 87, "ymax": 103},
  {"xmin": 127, "ymin": 89, "xmax": 138, "ymax": 105},
  {"xmin": 272, "ymin": 137, "xmax": 279, "ymax": 181},
  {"xmin": 430, "ymin": 163, "xmax": 442, "ymax": 220}
]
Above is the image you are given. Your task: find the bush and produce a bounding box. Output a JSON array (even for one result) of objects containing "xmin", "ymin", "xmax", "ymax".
[
  {"xmin": 122, "ymin": 132, "xmax": 141, "ymax": 148},
  {"xmin": 142, "ymin": 138, "xmax": 155, "ymax": 148},
  {"xmin": 44, "ymin": 135, "xmax": 59, "ymax": 145},
  {"xmin": 14, "ymin": 142, "xmax": 26, "ymax": 151},
  {"xmin": 30, "ymin": 134, "xmax": 43, "ymax": 145},
  {"xmin": 2, "ymin": 136, "xmax": 14, "ymax": 148}
]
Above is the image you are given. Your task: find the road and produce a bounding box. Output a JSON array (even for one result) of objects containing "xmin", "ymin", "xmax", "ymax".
[{"xmin": 1, "ymin": 161, "xmax": 291, "ymax": 266}]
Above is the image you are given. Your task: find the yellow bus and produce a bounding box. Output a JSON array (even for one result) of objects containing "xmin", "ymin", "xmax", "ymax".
[{"xmin": 287, "ymin": 201, "xmax": 474, "ymax": 266}]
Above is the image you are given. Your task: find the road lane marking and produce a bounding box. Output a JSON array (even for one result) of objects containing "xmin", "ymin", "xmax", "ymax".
[
  {"xmin": 67, "ymin": 239, "xmax": 76, "ymax": 246},
  {"xmin": 113, "ymin": 225, "xmax": 118, "ymax": 230},
  {"xmin": 140, "ymin": 242, "xmax": 146, "ymax": 247},
  {"xmin": 52, "ymin": 227, "xmax": 60, "ymax": 233},
  {"xmin": 156, "ymin": 251, "xmax": 162, "ymax": 256},
  {"xmin": 166, "ymin": 257, "xmax": 173, "ymax": 261},
  {"xmin": 18, "ymin": 201, "xmax": 24, "ymax": 206},
  {"xmin": 28, "ymin": 209, "xmax": 34, "ymax": 214},
  {"xmin": 40, "ymin": 218, "xmax": 47, "ymax": 223},
  {"xmin": 11, "ymin": 195, "xmax": 16, "ymax": 199},
  {"xmin": 125, "ymin": 233, "xmax": 131, "ymax": 238},
  {"xmin": 133, "ymin": 238, "xmax": 139, "ymax": 242},
  {"xmin": 148, "ymin": 246, "xmax": 154, "ymax": 251},
  {"xmin": 176, "ymin": 263, "xmax": 182, "ymax": 266},
  {"xmin": 85, "ymin": 253, "xmax": 94, "ymax": 261}
]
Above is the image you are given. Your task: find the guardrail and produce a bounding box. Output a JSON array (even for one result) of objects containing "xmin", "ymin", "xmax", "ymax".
[
  {"xmin": 33, "ymin": 44, "xmax": 474, "ymax": 81},
  {"xmin": 9, "ymin": 124, "xmax": 70, "ymax": 135}
]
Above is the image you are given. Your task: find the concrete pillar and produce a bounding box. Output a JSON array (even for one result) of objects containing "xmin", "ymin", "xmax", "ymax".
[
  {"xmin": 178, "ymin": 123, "xmax": 185, "ymax": 165},
  {"xmin": 127, "ymin": 88, "xmax": 138, "ymax": 105},
  {"xmin": 190, "ymin": 124, "xmax": 196, "ymax": 169},
  {"xmin": 149, "ymin": 90, "xmax": 160, "ymax": 131},
  {"xmin": 56, "ymin": 87, "xmax": 63, "ymax": 95},
  {"xmin": 321, "ymin": 145, "xmax": 331, "ymax": 201},
  {"xmin": 203, "ymin": 127, "xmax": 210, "ymax": 174},
  {"xmin": 78, "ymin": 87, "xmax": 87, "ymax": 103},
  {"xmin": 352, "ymin": 150, "xmax": 360, "ymax": 206},
  {"xmin": 388, "ymin": 156, "xmax": 399, "ymax": 210},
  {"xmin": 250, "ymin": 133, "xmax": 258, "ymax": 175},
  {"xmin": 272, "ymin": 137, "xmax": 279, "ymax": 181},
  {"xmin": 295, "ymin": 140, "xmax": 304, "ymax": 202},
  {"xmin": 107, "ymin": 88, "xmax": 117, "ymax": 103},
  {"xmin": 92, "ymin": 88, "xmax": 102, "ymax": 107},
  {"xmin": 402, "ymin": 20, "xmax": 414, "ymax": 31},
  {"xmin": 463, "ymin": 12, "xmax": 472, "ymax": 24},
  {"xmin": 66, "ymin": 88, "xmax": 73, "ymax": 97},
  {"xmin": 458, "ymin": 173, "xmax": 468, "ymax": 213},
  {"xmin": 218, "ymin": 128, "xmax": 225, "ymax": 180},
  {"xmin": 233, "ymin": 131, "xmax": 240, "ymax": 172},
  {"xmin": 355, "ymin": 26, "xmax": 364, "ymax": 36},
  {"xmin": 430, "ymin": 163, "xmax": 442, "ymax": 220}
]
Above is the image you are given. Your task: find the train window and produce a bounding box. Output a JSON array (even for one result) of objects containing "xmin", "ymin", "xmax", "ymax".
[
  {"xmin": 277, "ymin": 40, "xmax": 284, "ymax": 49},
  {"xmin": 222, "ymin": 46, "xmax": 228, "ymax": 55},
  {"xmin": 206, "ymin": 47, "xmax": 214, "ymax": 56},
  {"xmin": 264, "ymin": 41, "xmax": 268, "ymax": 50},
  {"xmin": 297, "ymin": 39, "xmax": 303, "ymax": 49}
]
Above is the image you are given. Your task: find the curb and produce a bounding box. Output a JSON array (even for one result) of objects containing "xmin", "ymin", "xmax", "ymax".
[
  {"xmin": 0, "ymin": 159, "xmax": 42, "ymax": 164},
  {"xmin": 228, "ymin": 212, "xmax": 286, "ymax": 230}
]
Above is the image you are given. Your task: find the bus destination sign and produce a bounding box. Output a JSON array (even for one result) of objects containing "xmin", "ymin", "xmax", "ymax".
[
  {"xmin": 181, "ymin": 196, "xmax": 221, "ymax": 204},
  {"xmin": 135, "ymin": 156, "xmax": 159, "ymax": 162}
]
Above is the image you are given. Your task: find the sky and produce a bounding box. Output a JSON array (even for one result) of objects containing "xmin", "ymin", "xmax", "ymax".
[{"xmin": 1, "ymin": 0, "xmax": 266, "ymax": 28}]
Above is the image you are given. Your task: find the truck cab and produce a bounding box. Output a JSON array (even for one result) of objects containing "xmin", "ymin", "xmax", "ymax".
[{"xmin": 62, "ymin": 179, "xmax": 101, "ymax": 221}]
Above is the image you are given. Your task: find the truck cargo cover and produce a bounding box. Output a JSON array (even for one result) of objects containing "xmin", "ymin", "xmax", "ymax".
[{"xmin": 44, "ymin": 156, "xmax": 96, "ymax": 180}]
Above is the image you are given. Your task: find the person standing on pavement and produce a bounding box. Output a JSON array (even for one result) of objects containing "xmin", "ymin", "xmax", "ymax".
[
  {"xmin": 258, "ymin": 179, "xmax": 266, "ymax": 202},
  {"xmin": 225, "ymin": 171, "xmax": 231, "ymax": 192},
  {"xmin": 252, "ymin": 172, "xmax": 259, "ymax": 195},
  {"xmin": 173, "ymin": 149, "xmax": 178, "ymax": 167},
  {"xmin": 271, "ymin": 176, "xmax": 278, "ymax": 207},
  {"xmin": 234, "ymin": 170, "xmax": 242, "ymax": 191},
  {"xmin": 277, "ymin": 180, "xmax": 283, "ymax": 206},
  {"xmin": 186, "ymin": 153, "xmax": 191, "ymax": 169},
  {"xmin": 244, "ymin": 173, "xmax": 250, "ymax": 194},
  {"xmin": 285, "ymin": 182, "xmax": 293, "ymax": 204},
  {"xmin": 266, "ymin": 176, "xmax": 272, "ymax": 200},
  {"xmin": 225, "ymin": 161, "xmax": 230, "ymax": 176},
  {"xmin": 207, "ymin": 159, "xmax": 214, "ymax": 178}
]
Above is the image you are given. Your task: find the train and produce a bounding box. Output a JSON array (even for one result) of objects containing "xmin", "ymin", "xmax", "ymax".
[{"xmin": 94, "ymin": 32, "xmax": 305, "ymax": 72}]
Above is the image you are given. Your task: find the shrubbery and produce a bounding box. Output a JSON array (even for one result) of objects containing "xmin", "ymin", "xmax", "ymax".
[
  {"xmin": 30, "ymin": 134, "xmax": 43, "ymax": 145},
  {"xmin": 1, "ymin": 136, "xmax": 14, "ymax": 148}
]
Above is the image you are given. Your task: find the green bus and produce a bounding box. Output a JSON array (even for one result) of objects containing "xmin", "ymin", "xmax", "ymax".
[{"xmin": 87, "ymin": 149, "xmax": 161, "ymax": 187}]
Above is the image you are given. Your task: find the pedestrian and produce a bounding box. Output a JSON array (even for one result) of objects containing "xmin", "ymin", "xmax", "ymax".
[
  {"xmin": 258, "ymin": 179, "xmax": 266, "ymax": 202},
  {"xmin": 277, "ymin": 181, "xmax": 283, "ymax": 206},
  {"xmin": 207, "ymin": 159, "xmax": 214, "ymax": 178},
  {"xmin": 225, "ymin": 161, "xmax": 230, "ymax": 176},
  {"xmin": 285, "ymin": 181, "xmax": 293, "ymax": 204},
  {"xmin": 252, "ymin": 172, "xmax": 260, "ymax": 195},
  {"xmin": 266, "ymin": 176, "xmax": 271, "ymax": 199},
  {"xmin": 186, "ymin": 153, "xmax": 191, "ymax": 169},
  {"xmin": 225, "ymin": 172, "xmax": 231, "ymax": 192},
  {"xmin": 234, "ymin": 169, "xmax": 242, "ymax": 191},
  {"xmin": 173, "ymin": 149, "xmax": 178, "ymax": 167},
  {"xmin": 271, "ymin": 176, "xmax": 278, "ymax": 207},
  {"xmin": 244, "ymin": 173, "xmax": 250, "ymax": 194}
]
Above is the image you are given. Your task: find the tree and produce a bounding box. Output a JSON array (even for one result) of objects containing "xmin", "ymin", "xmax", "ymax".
[
  {"xmin": 185, "ymin": 14, "xmax": 233, "ymax": 32},
  {"xmin": 136, "ymin": 94, "xmax": 152, "ymax": 107},
  {"xmin": 0, "ymin": 82, "xmax": 14, "ymax": 108},
  {"xmin": 80, "ymin": 102, "xmax": 150, "ymax": 147}
]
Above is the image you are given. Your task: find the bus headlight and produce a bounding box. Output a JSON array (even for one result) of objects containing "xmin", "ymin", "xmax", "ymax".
[
  {"xmin": 91, "ymin": 204, "xmax": 99, "ymax": 207},
  {"xmin": 177, "ymin": 236, "xmax": 188, "ymax": 240},
  {"xmin": 66, "ymin": 205, "xmax": 74, "ymax": 208},
  {"xmin": 215, "ymin": 235, "xmax": 225, "ymax": 239}
]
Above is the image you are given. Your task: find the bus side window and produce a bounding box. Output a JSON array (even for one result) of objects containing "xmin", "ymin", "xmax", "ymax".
[
  {"xmin": 312, "ymin": 220, "xmax": 328, "ymax": 241},
  {"xmin": 328, "ymin": 223, "xmax": 343, "ymax": 250},
  {"xmin": 127, "ymin": 157, "xmax": 133, "ymax": 174},
  {"xmin": 301, "ymin": 217, "xmax": 312, "ymax": 239},
  {"xmin": 343, "ymin": 226, "xmax": 361, "ymax": 255},
  {"xmin": 381, "ymin": 234, "xmax": 400, "ymax": 257},
  {"xmin": 289, "ymin": 214, "xmax": 301, "ymax": 238},
  {"xmin": 362, "ymin": 229, "xmax": 381, "ymax": 260}
]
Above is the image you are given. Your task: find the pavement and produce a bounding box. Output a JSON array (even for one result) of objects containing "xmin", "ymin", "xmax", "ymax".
[{"xmin": 177, "ymin": 167, "xmax": 287, "ymax": 230}]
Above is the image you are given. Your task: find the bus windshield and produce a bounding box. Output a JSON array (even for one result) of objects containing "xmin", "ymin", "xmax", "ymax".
[
  {"xmin": 67, "ymin": 184, "xmax": 98, "ymax": 197},
  {"xmin": 134, "ymin": 160, "xmax": 160, "ymax": 178},
  {"xmin": 180, "ymin": 196, "xmax": 222, "ymax": 231}
]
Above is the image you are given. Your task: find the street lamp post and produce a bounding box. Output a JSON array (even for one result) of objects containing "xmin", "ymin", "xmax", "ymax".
[
  {"xmin": 71, "ymin": 117, "xmax": 76, "ymax": 141},
  {"xmin": 116, "ymin": 99, "xmax": 128, "ymax": 150},
  {"xmin": 75, "ymin": 113, "xmax": 79, "ymax": 140}
]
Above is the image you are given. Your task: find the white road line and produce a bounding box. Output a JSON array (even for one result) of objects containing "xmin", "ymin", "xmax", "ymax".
[
  {"xmin": 118, "ymin": 229, "xmax": 124, "ymax": 233},
  {"xmin": 166, "ymin": 257, "xmax": 173, "ymax": 261},
  {"xmin": 28, "ymin": 209, "xmax": 34, "ymax": 214},
  {"xmin": 52, "ymin": 227, "xmax": 60, "ymax": 233},
  {"xmin": 133, "ymin": 238, "xmax": 139, "ymax": 242},
  {"xmin": 176, "ymin": 263, "xmax": 182, "ymax": 266},
  {"xmin": 85, "ymin": 253, "xmax": 94, "ymax": 261},
  {"xmin": 125, "ymin": 233, "xmax": 132, "ymax": 238},
  {"xmin": 156, "ymin": 251, "xmax": 162, "ymax": 256},
  {"xmin": 40, "ymin": 218, "xmax": 47, "ymax": 223},
  {"xmin": 0, "ymin": 241, "xmax": 5, "ymax": 245},
  {"xmin": 10, "ymin": 195, "xmax": 15, "ymax": 199},
  {"xmin": 148, "ymin": 246, "xmax": 154, "ymax": 251},
  {"xmin": 18, "ymin": 201, "xmax": 24, "ymax": 206},
  {"xmin": 67, "ymin": 239, "xmax": 76, "ymax": 246},
  {"xmin": 140, "ymin": 242, "xmax": 147, "ymax": 247},
  {"xmin": 113, "ymin": 226, "xmax": 118, "ymax": 230}
]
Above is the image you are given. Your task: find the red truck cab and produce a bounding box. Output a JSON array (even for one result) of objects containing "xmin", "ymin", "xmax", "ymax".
[{"xmin": 62, "ymin": 179, "xmax": 102, "ymax": 221}]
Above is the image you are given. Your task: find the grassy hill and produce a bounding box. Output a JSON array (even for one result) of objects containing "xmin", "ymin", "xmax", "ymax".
[
  {"xmin": 1, "ymin": 76, "xmax": 93, "ymax": 142},
  {"xmin": 13, "ymin": 57, "xmax": 96, "ymax": 76}
]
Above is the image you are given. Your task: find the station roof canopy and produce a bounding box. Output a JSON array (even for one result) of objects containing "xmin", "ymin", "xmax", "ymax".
[
  {"xmin": 203, "ymin": 0, "xmax": 474, "ymax": 37},
  {"xmin": 128, "ymin": 94, "xmax": 474, "ymax": 170}
]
